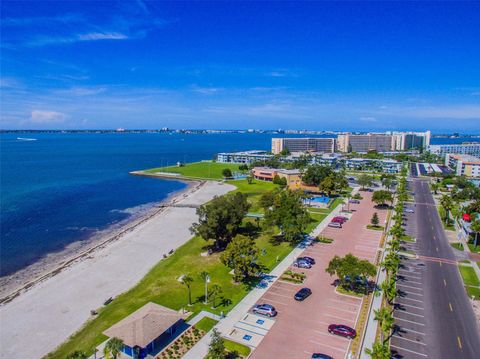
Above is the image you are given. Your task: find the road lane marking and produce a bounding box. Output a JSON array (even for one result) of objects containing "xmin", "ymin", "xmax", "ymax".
[
  {"xmin": 439, "ymin": 262, "xmax": 442, "ymax": 267},
  {"xmin": 436, "ymin": 246, "xmax": 439, "ymax": 252},
  {"xmin": 457, "ymin": 336, "xmax": 462, "ymax": 350},
  {"xmin": 449, "ymin": 302, "xmax": 453, "ymax": 312},
  {"xmin": 390, "ymin": 344, "xmax": 428, "ymax": 357},
  {"xmin": 392, "ymin": 334, "xmax": 427, "ymax": 346},
  {"xmin": 394, "ymin": 317, "xmax": 425, "ymax": 326},
  {"xmin": 444, "ymin": 279, "xmax": 447, "ymax": 286}
]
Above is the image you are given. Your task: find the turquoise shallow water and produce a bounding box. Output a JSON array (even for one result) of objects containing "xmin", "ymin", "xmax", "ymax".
[{"xmin": 0, "ymin": 132, "xmax": 471, "ymax": 276}]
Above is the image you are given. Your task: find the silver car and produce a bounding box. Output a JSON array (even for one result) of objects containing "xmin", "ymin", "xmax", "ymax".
[
  {"xmin": 252, "ymin": 303, "xmax": 277, "ymax": 317},
  {"xmin": 328, "ymin": 222, "xmax": 342, "ymax": 228}
]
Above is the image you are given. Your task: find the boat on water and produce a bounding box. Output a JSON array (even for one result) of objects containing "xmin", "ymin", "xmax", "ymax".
[{"xmin": 17, "ymin": 137, "xmax": 37, "ymax": 141}]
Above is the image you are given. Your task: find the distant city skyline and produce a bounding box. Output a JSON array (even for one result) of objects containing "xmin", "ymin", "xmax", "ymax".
[{"xmin": 1, "ymin": 1, "xmax": 480, "ymax": 131}]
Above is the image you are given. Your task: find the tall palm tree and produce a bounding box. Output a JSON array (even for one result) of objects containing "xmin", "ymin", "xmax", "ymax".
[
  {"xmin": 210, "ymin": 284, "xmax": 223, "ymax": 309},
  {"xmin": 181, "ymin": 274, "xmax": 194, "ymax": 306},
  {"xmin": 66, "ymin": 351, "xmax": 88, "ymax": 359},
  {"xmin": 374, "ymin": 307, "xmax": 393, "ymax": 343},
  {"xmin": 103, "ymin": 337, "xmax": 124, "ymax": 359},
  {"xmin": 440, "ymin": 195, "xmax": 454, "ymax": 224},
  {"xmin": 431, "ymin": 182, "xmax": 439, "ymax": 195},
  {"xmin": 471, "ymin": 220, "xmax": 480, "ymax": 249}
]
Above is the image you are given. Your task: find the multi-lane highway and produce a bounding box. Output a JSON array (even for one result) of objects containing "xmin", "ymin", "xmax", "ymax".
[{"xmin": 392, "ymin": 167, "xmax": 480, "ymax": 358}]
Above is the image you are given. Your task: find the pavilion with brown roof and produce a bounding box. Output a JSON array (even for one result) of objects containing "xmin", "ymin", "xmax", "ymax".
[{"xmin": 103, "ymin": 302, "xmax": 186, "ymax": 358}]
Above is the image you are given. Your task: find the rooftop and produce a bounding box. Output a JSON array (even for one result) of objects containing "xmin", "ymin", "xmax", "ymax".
[
  {"xmin": 103, "ymin": 302, "xmax": 185, "ymax": 348},
  {"xmin": 450, "ymin": 154, "xmax": 480, "ymax": 164}
]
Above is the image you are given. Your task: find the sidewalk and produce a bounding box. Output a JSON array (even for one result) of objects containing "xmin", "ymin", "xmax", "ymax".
[{"xmin": 182, "ymin": 194, "xmax": 349, "ymax": 359}]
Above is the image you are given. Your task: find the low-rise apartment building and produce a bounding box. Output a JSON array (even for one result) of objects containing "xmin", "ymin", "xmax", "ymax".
[
  {"xmin": 251, "ymin": 167, "xmax": 302, "ymax": 187},
  {"xmin": 343, "ymin": 158, "xmax": 402, "ymax": 173},
  {"xmin": 217, "ymin": 150, "xmax": 272, "ymax": 164},
  {"xmin": 428, "ymin": 143, "xmax": 480, "ymax": 157},
  {"xmin": 445, "ymin": 154, "xmax": 480, "ymax": 178}
]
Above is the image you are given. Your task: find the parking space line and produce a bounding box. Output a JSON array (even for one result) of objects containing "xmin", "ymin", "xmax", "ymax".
[
  {"xmin": 395, "ymin": 302, "xmax": 424, "ymax": 310},
  {"xmin": 393, "ymin": 334, "xmax": 427, "ymax": 346},
  {"xmin": 399, "ymin": 289, "xmax": 423, "ymax": 296},
  {"xmin": 324, "ymin": 312, "xmax": 355, "ymax": 323},
  {"xmin": 397, "ymin": 283, "xmax": 423, "ymax": 291},
  {"xmin": 391, "ymin": 344, "xmax": 428, "ymax": 357},
  {"xmin": 398, "ymin": 279, "xmax": 423, "ymax": 285},
  {"xmin": 398, "ymin": 296, "xmax": 423, "ymax": 303},
  {"xmin": 394, "ymin": 317, "xmax": 425, "ymax": 326},
  {"xmin": 260, "ymin": 297, "xmax": 288, "ymax": 306},
  {"xmin": 264, "ymin": 291, "xmax": 292, "ymax": 299},
  {"xmin": 396, "ymin": 311, "xmax": 425, "ymax": 318},
  {"xmin": 308, "ymin": 339, "xmax": 347, "ymax": 352},
  {"xmin": 398, "ymin": 327, "xmax": 426, "ymax": 336},
  {"xmin": 327, "ymin": 305, "xmax": 358, "ymax": 314},
  {"xmin": 329, "ymin": 298, "xmax": 360, "ymax": 308}
]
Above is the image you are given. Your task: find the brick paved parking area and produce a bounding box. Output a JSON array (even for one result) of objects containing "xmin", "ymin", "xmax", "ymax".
[{"xmin": 250, "ymin": 192, "xmax": 387, "ymax": 359}]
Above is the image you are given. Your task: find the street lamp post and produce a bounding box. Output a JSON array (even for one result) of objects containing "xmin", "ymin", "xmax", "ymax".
[{"xmin": 204, "ymin": 275, "xmax": 210, "ymax": 304}]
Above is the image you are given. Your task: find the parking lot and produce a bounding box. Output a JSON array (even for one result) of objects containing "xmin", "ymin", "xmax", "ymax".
[
  {"xmin": 391, "ymin": 256, "xmax": 428, "ymax": 358},
  {"xmin": 249, "ymin": 192, "xmax": 386, "ymax": 359}
]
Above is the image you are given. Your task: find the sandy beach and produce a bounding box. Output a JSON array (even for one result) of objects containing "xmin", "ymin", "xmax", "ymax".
[{"xmin": 0, "ymin": 180, "xmax": 235, "ymax": 359}]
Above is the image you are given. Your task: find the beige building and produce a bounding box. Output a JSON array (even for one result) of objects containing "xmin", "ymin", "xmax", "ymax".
[
  {"xmin": 271, "ymin": 137, "xmax": 335, "ymax": 154},
  {"xmin": 445, "ymin": 154, "xmax": 480, "ymax": 178},
  {"xmin": 337, "ymin": 131, "xmax": 430, "ymax": 153}
]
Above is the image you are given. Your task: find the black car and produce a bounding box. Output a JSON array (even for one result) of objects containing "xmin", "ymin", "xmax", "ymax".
[
  {"xmin": 294, "ymin": 287, "xmax": 312, "ymax": 301},
  {"xmin": 312, "ymin": 354, "xmax": 333, "ymax": 359},
  {"xmin": 298, "ymin": 256, "xmax": 315, "ymax": 265}
]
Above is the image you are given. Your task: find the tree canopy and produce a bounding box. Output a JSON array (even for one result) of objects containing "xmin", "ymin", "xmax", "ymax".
[
  {"xmin": 207, "ymin": 329, "xmax": 226, "ymax": 359},
  {"xmin": 325, "ymin": 253, "xmax": 376, "ymax": 286},
  {"xmin": 301, "ymin": 164, "xmax": 335, "ymax": 186},
  {"xmin": 222, "ymin": 168, "xmax": 233, "ymax": 178},
  {"xmin": 264, "ymin": 189, "xmax": 310, "ymax": 243},
  {"xmin": 221, "ymin": 235, "xmax": 260, "ymax": 282},
  {"xmin": 191, "ymin": 192, "xmax": 250, "ymax": 249},
  {"xmin": 357, "ymin": 174, "xmax": 374, "ymax": 189},
  {"xmin": 372, "ymin": 190, "xmax": 393, "ymax": 207}
]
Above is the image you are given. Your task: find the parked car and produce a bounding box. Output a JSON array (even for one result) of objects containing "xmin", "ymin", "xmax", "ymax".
[
  {"xmin": 328, "ymin": 222, "xmax": 342, "ymax": 228},
  {"xmin": 252, "ymin": 304, "xmax": 277, "ymax": 317},
  {"xmin": 293, "ymin": 259, "xmax": 312, "ymax": 269},
  {"xmin": 298, "ymin": 256, "xmax": 315, "ymax": 265},
  {"xmin": 332, "ymin": 216, "xmax": 347, "ymax": 223},
  {"xmin": 294, "ymin": 287, "xmax": 312, "ymax": 301},
  {"xmin": 328, "ymin": 324, "xmax": 357, "ymax": 339},
  {"xmin": 312, "ymin": 354, "xmax": 333, "ymax": 359},
  {"xmin": 336, "ymin": 216, "xmax": 349, "ymax": 221},
  {"xmin": 404, "ymin": 208, "xmax": 415, "ymax": 213},
  {"xmin": 349, "ymin": 199, "xmax": 360, "ymax": 204}
]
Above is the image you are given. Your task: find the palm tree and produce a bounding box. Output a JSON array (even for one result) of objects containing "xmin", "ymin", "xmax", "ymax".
[
  {"xmin": 374, "ymin": 307, "xmax": 394, "ymax": 343},
  {"xmin": 381, "ymin": 277, "xmax": 397, "ymax": 305},
  {"xmin": 440, "ymin": 195, "xmax": 454, "ymax": 225},
  {"xmin": 199, "ymin": 271, "xmax": 210, "ymax": 304},
  {"xmin": 210, "ymin": 284, "xmax": 223, "ymax": 309},
  {"xmin": 103, "ymin": 337, "xmax": 124, "ymax": 359},
  {"xmin": 66, "ymin": 351, "xmax": 88, "ymax": 359},
  {"xmin": 431, "ymin": 182, "xmax": 439, "ymax": 195},
  {"xmin": 181, "ymin": 274, "xmax": 194, "ymax": 306},
  {"xmin": 470, "ymin": 220, "xmax": 480, "ymax": 249},
  {"xmin": 365, "ymin": 339, "xmax": 391, "ymax": 359}
]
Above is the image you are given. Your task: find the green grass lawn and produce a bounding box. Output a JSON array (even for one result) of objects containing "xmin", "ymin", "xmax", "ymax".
[
  {"xmin": 224, "ymin": 338, "xmax": 251, "ymax": 357},
  {"xmin": 47, "ymin": 178, "xmax": 345, "ymax": 359},
  {"xmin": 366, "ymin": 225, "xmax": 384, "ymax": 231},
  {"xmin": 468, "ymin": 243, "xmax": 480, "ymax": 254},
  {"xmin": 194, "ymin": 317, "xmax": 218, "ymax": 332},
  {"xmin": 400, "ymin": 235, "xmax": 415, "ymax": 242},
  {"xmin": 144, "ymin": 161, "xmax": 241, "ymax": 180},
  {"xmin": 450, "ymin": 243, "xmax": 464, "ymax": 251},
  {"xmin": 465, "ymin": 286, "xmax": 480, "ymax": 300},
  {"xmin": 437, "ymin": 206, "xmax": 455, "ymax": 231},
  {"xmin": 458, "ymin": 265, "xmax": 480, "ymax": 287}
]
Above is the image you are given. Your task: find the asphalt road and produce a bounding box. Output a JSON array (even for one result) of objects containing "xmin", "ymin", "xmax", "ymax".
[{"xmin": 393, "ymin": 171, "xmax": 480, "ymax": 358}]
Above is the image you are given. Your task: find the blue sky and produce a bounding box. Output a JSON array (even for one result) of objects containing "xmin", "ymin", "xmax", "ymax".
[{"xmin": 1, "ymin": 1, "xmax": 479, "ymax": 132}]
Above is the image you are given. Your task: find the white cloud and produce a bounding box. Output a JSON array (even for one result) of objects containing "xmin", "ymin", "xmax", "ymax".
[
  {"xmin": 359, "ymin": 116, "xmax": 377, "ymax": 122},
  {"xmin": 190, "ymin": 85, "xmax": 222, "ymax": 95},
  {"xmin": 29, "ymin": 110, "xmax": 67, "ymax": 123},
  {"xmin": 77, "ymin": 32, "xmax": 129, "ymax": 41},
  {"xmin": 56, "ymin": 86, "xmax": 107, "ymax": 96}
]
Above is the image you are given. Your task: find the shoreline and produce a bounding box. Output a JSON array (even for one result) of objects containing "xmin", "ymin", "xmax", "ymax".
[
  {"xmin": 0, "ymin": 179, "xmax": 236, "ymax": 359},
  {"xmin": 0, "ymin": 179, "xmax": 202, "ymax": 303}
]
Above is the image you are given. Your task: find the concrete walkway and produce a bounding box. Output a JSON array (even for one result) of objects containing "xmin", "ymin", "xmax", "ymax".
[{"xmin": 182, "ymin": 195, "xmax": 349, "ymax": 359}]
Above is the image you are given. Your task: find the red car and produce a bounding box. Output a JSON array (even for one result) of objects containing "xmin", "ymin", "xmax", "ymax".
[
  {"xmin": 332, "ymin": 217, "xmax": 346, "ymax": 223},
  {"xmin": 328, "ymin": 324, "xmax": 357, "ymax": 339}
]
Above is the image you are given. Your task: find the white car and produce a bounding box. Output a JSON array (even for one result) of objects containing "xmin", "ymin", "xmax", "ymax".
[{"xmin": 404, "ymin": 208, "xmax": 415, "ymax": 213}]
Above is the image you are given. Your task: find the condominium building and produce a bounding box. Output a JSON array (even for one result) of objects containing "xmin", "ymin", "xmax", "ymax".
[
  {"xmin": 337, "ymin": 133, "xmax": 393, "ymax": 153},
  {"xmin": 338, "ymin": 131, "xmax": 430, "ymax": 153},
  {"xmin": 251, "ymin": 167, "xmax": 302, "ymax": 187},
  {"xmin": 217, "ymin": 150, "xmax": 273, "ymax": 164},
  {"xmin": 445, "ymin": 154, "xmax": 480, "ymax": 178},
  {"xmin": 343, "ymin": 158, "xmax": 403, "ymax": 173},
  {"xmin": 271, "ymin": 137, "xmax": 335, "ymax": 154},
  {"xmin": 428, "ymin": 143, "xmax": 480, "ymax": 157}
]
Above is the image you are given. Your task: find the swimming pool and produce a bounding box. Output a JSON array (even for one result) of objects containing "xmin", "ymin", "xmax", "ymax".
[{"xmin": 310, "ymin": 196, "xmax": 331, "ymax": 204}]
